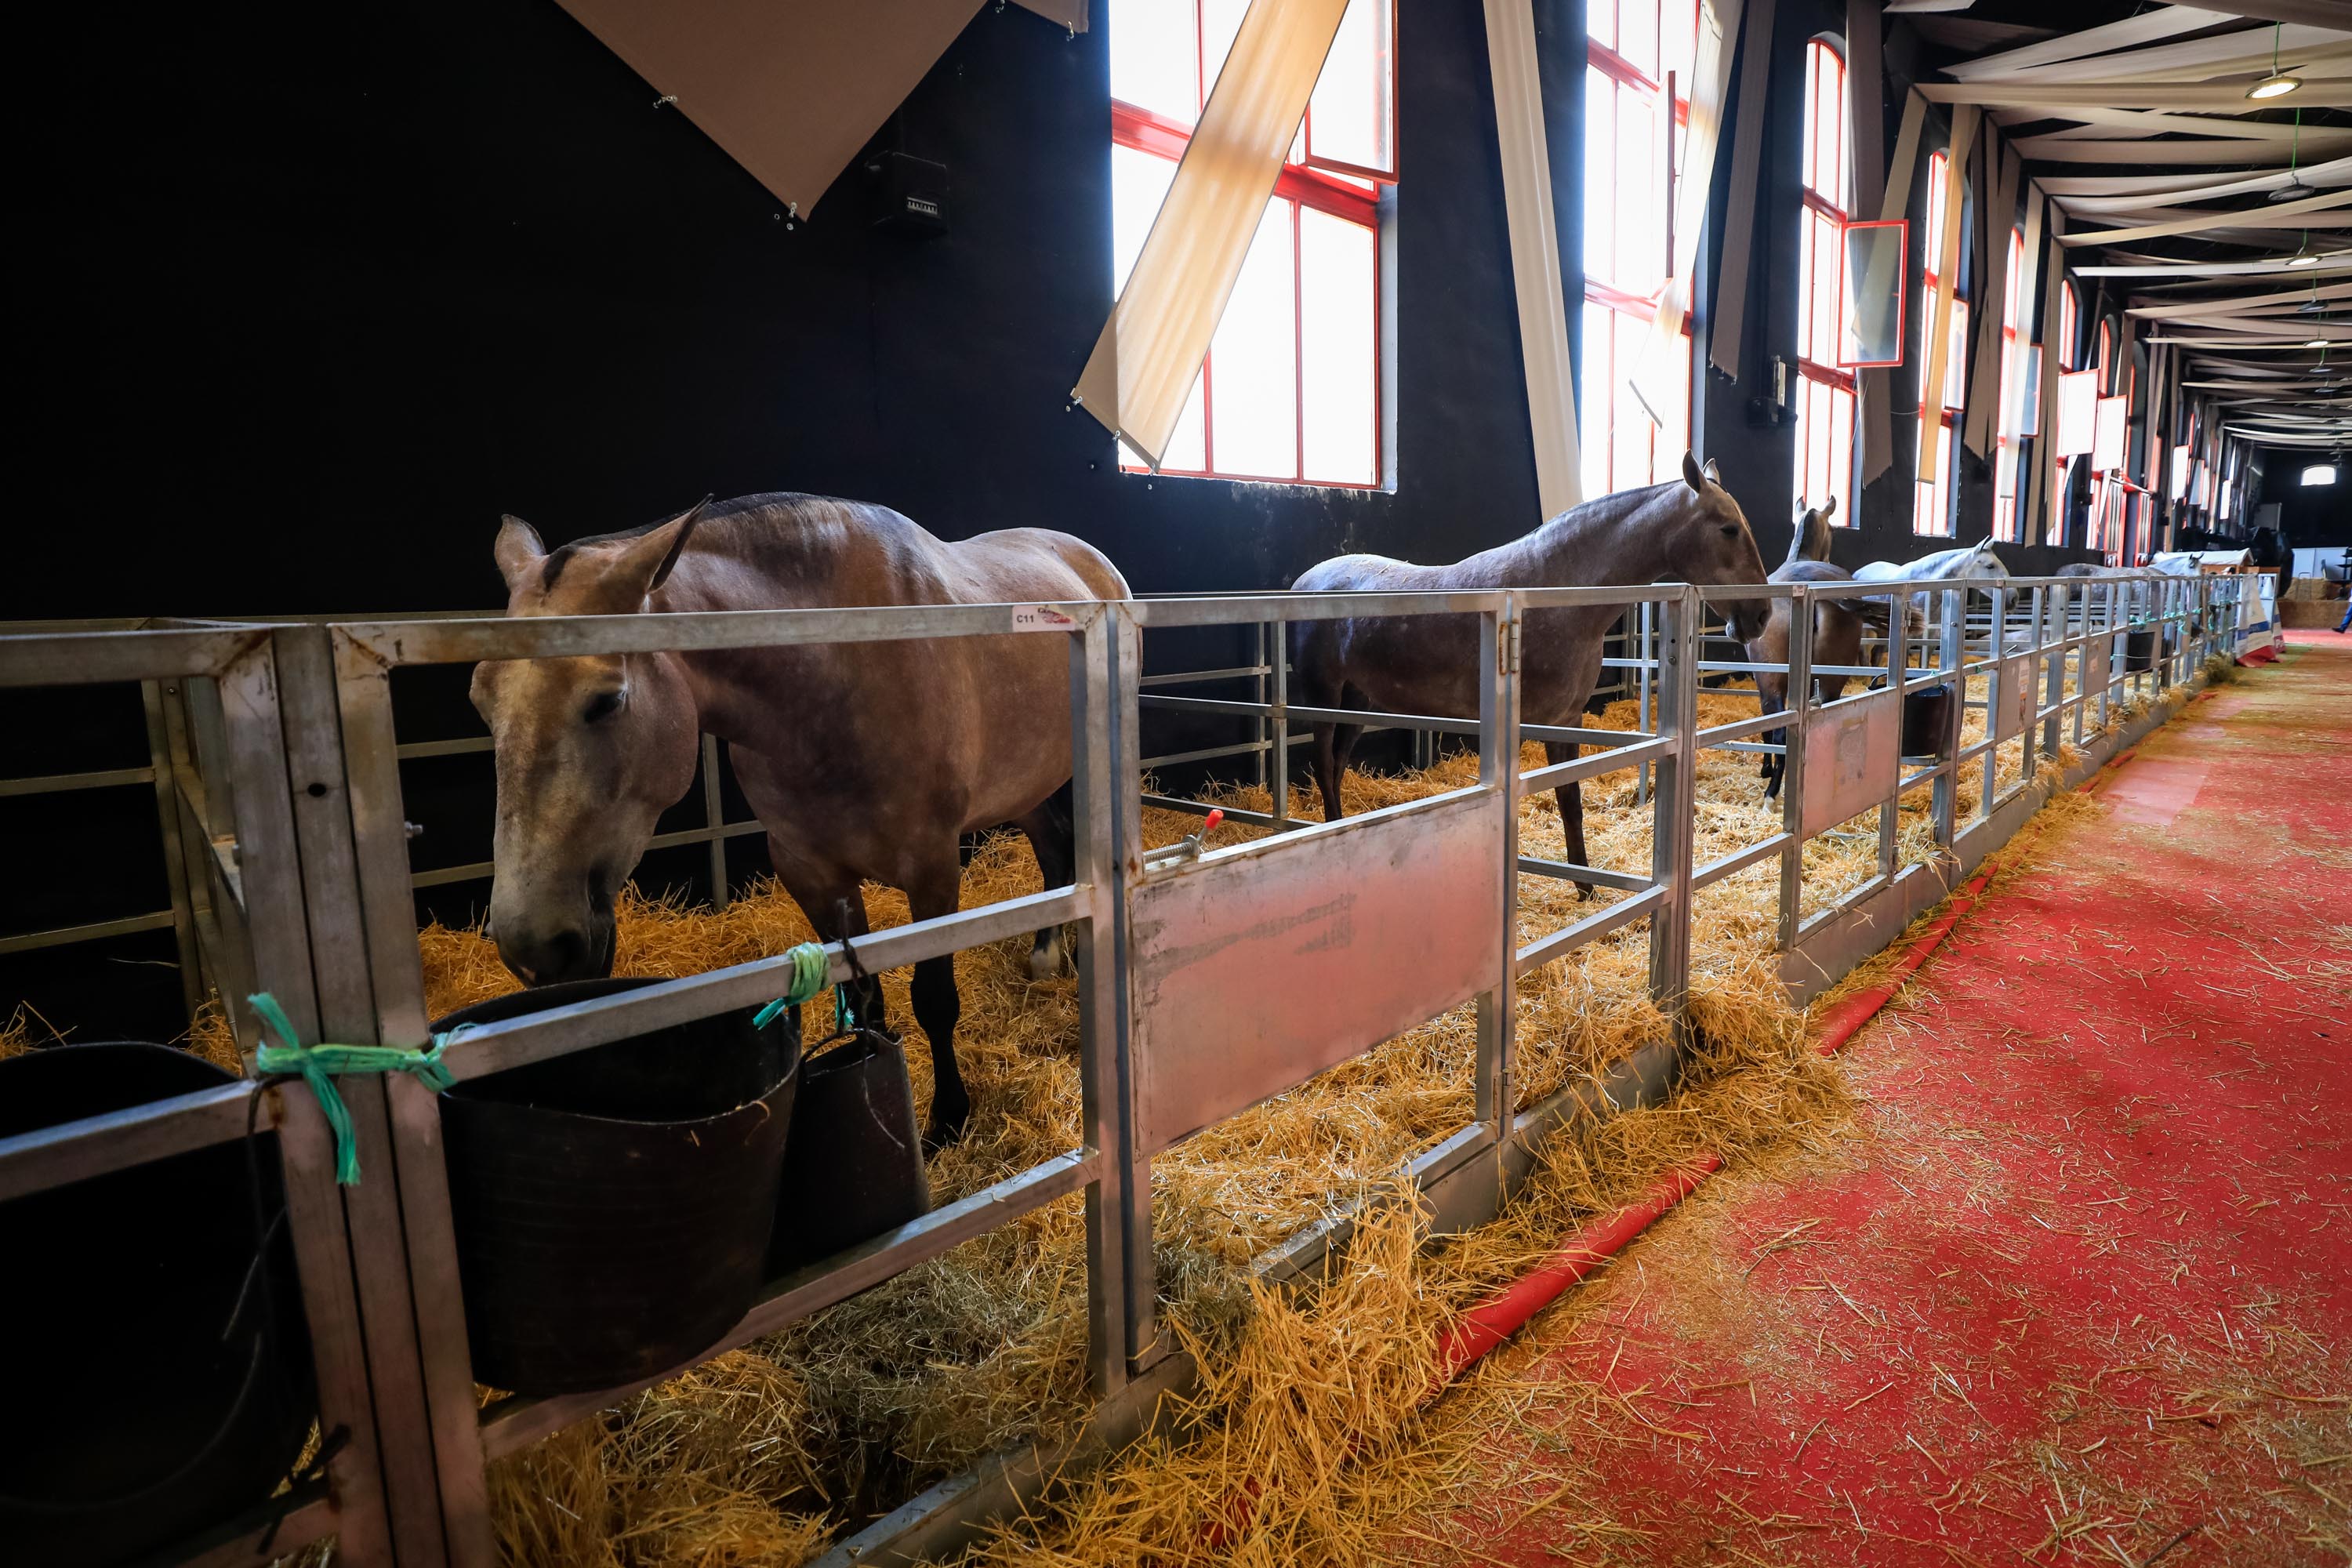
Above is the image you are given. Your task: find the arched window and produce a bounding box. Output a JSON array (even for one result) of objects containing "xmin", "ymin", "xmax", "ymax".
[
  {"xmin": 1581, "ymin": 1, "xmax": 1700, "ymax": 498},
  {"xmin": 2089, "ymin": 321, "xmax": 2118, "ymax": 558},
  {"xmin": 1914, "ymin": 150, "xmax": 1969, "ymax": 537},
  {"xmin": 1791, "ymin": 36, "xmax": 1854, "ymax": 523},
  {"xmin": 1993, "ymin": 227, "xmax": 2025, "ymax": 542}
]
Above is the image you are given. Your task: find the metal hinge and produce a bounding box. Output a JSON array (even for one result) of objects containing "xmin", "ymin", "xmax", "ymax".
[{"xmin": 1504, "ymin": 616, "xmax": 1523, "ymax": 676}]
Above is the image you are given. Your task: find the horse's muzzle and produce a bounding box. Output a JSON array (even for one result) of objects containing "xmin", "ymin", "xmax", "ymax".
[{"xmin": 495, "ymin": 919, "xmax": 617, "ymax": 988}]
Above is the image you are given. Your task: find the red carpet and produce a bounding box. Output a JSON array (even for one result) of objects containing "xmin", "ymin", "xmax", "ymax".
[{"xmin": 1413, "ymin": 635, "xmax": 2352, "ymax": 1566}]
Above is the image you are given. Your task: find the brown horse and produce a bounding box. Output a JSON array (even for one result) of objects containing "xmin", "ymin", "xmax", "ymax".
[
  {"xmin": 470, "ymin": 492, "xmax": 1129, "ymax": 1150},
  {"xmin": 1747, "ymin": 497, "xmax": 1877, "ymax": 801},
  {"xmin": 1289, "ymin": 453, "xmax": 1769, "ymax": 892}
]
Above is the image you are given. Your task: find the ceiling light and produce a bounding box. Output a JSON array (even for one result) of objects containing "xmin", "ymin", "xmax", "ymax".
[
  {"xmin": 2248, "ymin": 73, "xmax": 2301, "ymax": 100},
  {"xmin": 2307, "ymin": 339, "xmax": 2332, "ymax": 349},
  {"xmin": 2288, "ymin": 254, "xmax": 2321, "ymax": 267}
]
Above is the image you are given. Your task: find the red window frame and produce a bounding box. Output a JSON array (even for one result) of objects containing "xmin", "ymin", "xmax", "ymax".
[
  {"xmin": 1109, "ymin": 18, "xmax": 1390, "ymax": 488},
  {"xmin": 1793, "ymin": 37, "xmax": 1856, "ymax": 523},
  {"xmin": 1583, "ymin": 2, "xmax": 1701, "ymax": 499}
]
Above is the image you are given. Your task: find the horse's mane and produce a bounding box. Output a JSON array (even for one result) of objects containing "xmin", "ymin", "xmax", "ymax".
[{"xmin": 540, "ymin": 492, "xmax": 835, "ymax": 591}]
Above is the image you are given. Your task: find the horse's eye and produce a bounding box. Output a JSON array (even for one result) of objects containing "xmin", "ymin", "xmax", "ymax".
[
  {"xmin": 583, "ymin": 690, "xmax": 626, "ymax": 724},
  {"xmin": 1721, "ymin": 524, "xmax": 1741, "ymax": 537}
]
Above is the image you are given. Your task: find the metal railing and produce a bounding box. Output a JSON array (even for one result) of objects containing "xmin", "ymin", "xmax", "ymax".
[{"xmin": 0, "ymin": 568, "xmax": 2239, "ymax": 1566}]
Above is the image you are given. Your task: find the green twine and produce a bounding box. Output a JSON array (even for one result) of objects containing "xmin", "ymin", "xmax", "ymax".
[
  {"xmin": 248, "ymin": 992, "xmax": 456, "ymax": 1187},
  {"xmin": 753, "ymin": 942, "xmax": 845, "ymax": 1033}
]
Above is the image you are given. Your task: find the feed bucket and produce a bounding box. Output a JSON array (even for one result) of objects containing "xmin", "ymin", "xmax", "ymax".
[
  {"xmin": 433, "ymin": 978, "xmax": 798, "ymax": 1396},
  {"xmin": 1900, "ymin": 682, "xmax": 1955, "ymax": 758},
  {"xmin": 0, "ymin": 1043, "xmax": 314, "ymax": 1566},
  {"xmin": 767, "ymin": 1028, "xmax": 928, "ymax": 1274}
]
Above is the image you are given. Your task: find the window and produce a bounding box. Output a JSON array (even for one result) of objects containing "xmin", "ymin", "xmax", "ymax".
[
  {"xmin": 2304, "ymin": 463, "xmax": 2339, "ymax": 486},
  {"xmin": 1993, "ymin": 227, "xmax": 2025, "ymax": 542},
  {"xmin": 2088, "ymin": 321, "xmax": 2118, "ymax": 558},
  {"xmin": 1791, "ymin": 37, "xmax": 1856, "ymax": 523},
  {"xmin": 1915, "ymin": 149, "xmax": 1967, "ymax": 537},
  {"xmin": 1581, "ymin": 1, "xmax": 1700, "ymax": 498},
  {"xmin": 1109, "ymin": 0, "xmax": 1393, "ymax": 486}
]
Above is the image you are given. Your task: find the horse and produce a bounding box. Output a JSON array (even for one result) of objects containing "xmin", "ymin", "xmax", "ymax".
[
  {"xmin": 1744, "ymin": 497, "xmax": 1889, "ymax": 801},
  {"xmin": 469, "ymin": 492, "xmax": 1131, "ymax": 1152},
  {"xmin": 1288, "ymin": 452, "xmax": 1769, "ymax": 895}
]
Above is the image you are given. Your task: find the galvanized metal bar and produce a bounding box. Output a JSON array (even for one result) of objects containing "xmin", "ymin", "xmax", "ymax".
[
  {"xmin": 0, "ymin": 908, "xmax": 178, "ymax": 956},
  {"xmin": 1138, "ymin": 739, "xmax": 1291, "ymax": 771},
  {"xmin": 1475, "ymin": 603, "xmax": 1520, "ymax": 1142},
  {"xmin": 344, "ymin": 601, "xmax": 1106, "ymax": 667},
  {"xmin": 1129, "ymin": 588, "xmax": 1509, "ymax": 629},
  {"xmin": 1269, "ymin": 617, "xmax": 1290, "ymax": 832},
  {"xmin": 1512, "ymin": 856, "xmax": 1653, "ymax": 893},
  {"xmin": 1979, "ymin": 584, "xmax": 2004, "ymax": 824},
  {"xmin": 1637, "ymin": 599, "xmax": 1654, "ymax": 804},
  {"xmin": 1139, "ymin": 663, "xmax": 1269, "ymax": 688},
  {"xmin": 1516, "ymin": 884, "xmax": 1671, "ymax": 978},
  {"xmin": 1109, "ymin": 605, "xmax": 1154, "ymax": 1372},
  {"xmin": 393, "ymin": 735, "xmax": 494, "ymax": 760},
  {"xmin": 137, "ymin": 680, "xmax": 206, "ymax": 1022},
  {"xmin": 1878, "ymin": 586, "xmax": 1907, "ymax": 884},
  {"xmin": 274, "ymin": 625, "xmax": 454, "ymax": 1568},
  {"xmin": 1933, "ymin": 586, "xmax": 1963, "ymax": 848},
  {"xmin": 1250, "ymin": 622, "xmax": 1269, "ymax": 798},
  {"xmin": 0, "ymin": 625, "xmax": 267, "ymax": 688},
  {"xmin": 1692, "ymin": 833, "xmax": 1798, "ymax": 891},
  {"xmin": 0, "ymin": 762, "xmax": 156, "ymax": 797},
  {"xmin": 1649, "ymin": 588, "xmax": 1700, "ymax": 1023},
  {"xmin": 1071, "ymin": 613, "xmax": 1133, "ymax": 1396},
  {"xmin": 699, "ymin": 733, "xmax": 730, "ymax": 911},
  {"xmin": 214, "ymin": 636, "xmax": 397, "ymax": 1568},
  {"xmin": 1517, "ymin": 735, "xmax": 1673, "ymax": 793},
  {"xmin": 328, "ymin": 633, "xmax": 496, "ymax": 1566},
  {"xmin": 1777, "ymin": 582, "xmax": 1813, "ymax": 953},
  {"xmin": 0, "ymin": 1080, "xmax": 259, "ymax": 1203}
]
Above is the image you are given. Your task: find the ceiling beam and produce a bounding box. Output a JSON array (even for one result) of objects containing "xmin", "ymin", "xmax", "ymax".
[
  {"xmin": 1922, "ymin": 82, "xmax": 2352, "ymax": 110},
  {"xmin": 2013, "ymin": 135, "xmax": 2352, "ymax": 165},
  {"xmin": 2061, "ymin": 187, "xmax": 2352, "ymax": 245},
  {"xmin": 1943, "ymin": 7, "xmax": 2237, "ymax": 82}
]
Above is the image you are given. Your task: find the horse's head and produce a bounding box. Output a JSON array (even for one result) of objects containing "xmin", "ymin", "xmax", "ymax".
[
  {"xmin": 470, "ymin": 502, "xmax": 709, "ymax": 985},
  {"xmin": 1785, "ymin": 495, "xmax": 1837, "ymax": 570},
  {"xmin": 1668, "ymin": 452, "xmax": 1770, "ymax": 644}
]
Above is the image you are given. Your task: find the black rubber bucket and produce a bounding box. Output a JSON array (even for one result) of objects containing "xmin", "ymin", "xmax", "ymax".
[
  {"xmin": 2125, "ymin": 627, "xmax": 2158, "ymax": 672},
  {"xmin": 1901, "ymin": 682, "xmax": 1955, "ymax": 759},
  {"xmin": 767, "ymin": 1029, "xmax": 928, "ymax": 1275},
  {"xmin": 0, "ymin": 1043, "xmax": 314, "ymax": 1567},
  {"xmin": 433, "ymin": 978, "xmax": 799, "ymax": 1396}
]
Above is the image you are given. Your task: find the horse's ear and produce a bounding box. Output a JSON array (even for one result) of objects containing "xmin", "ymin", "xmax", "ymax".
[
  {"xmin": 603, "ymin": 495, "xmax": 711, "ymax": 608},
  {"xmin": 1703, "ymin": 457, "xmax": 1723, "ymax": 487},
  {"xmin": 1681, "ymin": 451, "xmax": 1706, "ymax": 494},
  {"xmin": 1820, "ymin": 495, "xmax": 1837, "ymax": 523},
  {"xmin": 495, "ymin": 516, "xmax": 546, "ymax": 595}
]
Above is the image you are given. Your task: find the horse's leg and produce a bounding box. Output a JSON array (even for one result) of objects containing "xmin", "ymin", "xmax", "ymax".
[
  {"xmin": 1545, "ymin": 742, "xmax": 1595, "ymax": 900},
  {"xmin": 1757, "ymin": 672, "xmax": 1787, "ymax": 797},
  {"xmin": 903, "ymin": 851, "xmax": 970, "ymax": 1153},
  {"xmin": 1014, "ymin": 782, "xmax": 1075, "ymax": 979}
]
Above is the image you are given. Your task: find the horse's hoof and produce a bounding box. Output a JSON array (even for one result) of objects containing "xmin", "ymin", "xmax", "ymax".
[
  {"xmin": 921, "ymin": 1102, "xmax": 971, "ymax": 1159},
  {"xmin": 1575, "ymin": 882, "xmax": 1597, "ymax": 902},
  {"xmin": 1027, "ymin": 931, "xmax": 1073, "ymax": 981}
]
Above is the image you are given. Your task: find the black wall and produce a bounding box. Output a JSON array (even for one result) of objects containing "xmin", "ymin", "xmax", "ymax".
[
  {"xmin": 14, "ymin": 0, "xmax": 1581, "ymax": 622},
  {"xmin": 2258, "ymin": 459, "xmax": 2351, "ymax": 551}
]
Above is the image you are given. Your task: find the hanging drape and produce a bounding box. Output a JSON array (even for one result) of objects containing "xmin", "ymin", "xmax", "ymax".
[
  {"xmin": 1916, "ymin": 105, "xmax": 1980, "ymax": 502},
  {"xmin": 1483, "ymin": 0, "xmax": 1585, "ymax": 518},
  {"xmin": 1707, "ymin": 0, "xmax": 1778, "ymax": 380},
  {"xmin": 1628, "ymin": 0, "xmax": 1744, "ymax": 429},
  {"xmin": 1072, "ymin": 0, "xmax": 1352, "ymax": 468},
  {"xmin": 1962, "ymin": 136, "xmax": 2020, "ymax": 459}
]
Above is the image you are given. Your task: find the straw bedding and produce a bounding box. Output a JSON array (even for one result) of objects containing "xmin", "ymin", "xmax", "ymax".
[{"xmin": 121, "ymin": 668, "xmax": 2157, "ymax": 1566}]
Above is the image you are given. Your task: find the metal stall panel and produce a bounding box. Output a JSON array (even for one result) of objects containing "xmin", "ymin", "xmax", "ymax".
[
  {"xmin": 1799, "ymin": 690, "xmax": 1900, "ymax": 841},
  {"xmin": 1128, "ymin": 786, "xmax": 1506, "ymax": 1156},
  {"xmin": 1992, "ymin": 651, "xmax": 2035, "ymax": 744}
]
